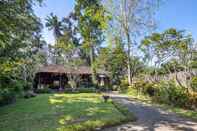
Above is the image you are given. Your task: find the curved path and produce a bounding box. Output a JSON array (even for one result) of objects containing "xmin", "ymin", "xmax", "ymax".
[{"xmin": 103, "ymin": 94, "xmax": 197, "ymax": 131}]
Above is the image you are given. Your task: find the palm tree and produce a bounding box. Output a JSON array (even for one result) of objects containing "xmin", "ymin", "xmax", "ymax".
[
  {"xmin": 45, "ymin": 13, "xmax": 63, "ymax": 41},
  {"xmin": 46, "ymin": 13, "xmax": 63, "ymax": 64}
]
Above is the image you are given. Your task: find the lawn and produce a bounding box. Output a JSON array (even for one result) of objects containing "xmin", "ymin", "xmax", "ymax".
[{"xmin": 0, "ymin": 93, "xmax": 133, "ymax": 131}]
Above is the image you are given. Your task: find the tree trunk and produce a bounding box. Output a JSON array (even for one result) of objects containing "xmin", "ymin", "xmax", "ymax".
[
  {"xmin": 128, "ymin": 62, "xmax": 132, "ymax": 85},
  {"xmin": 90, "ymin": 45, "xmax": 97, "ymax": 85},
  {"xmin": 59, "ymin": 74, "xmax": 62, "ymax": 90},
  {"xmin": 23, "ymin": 65, "xmax": 27, "ymax": 82},
  {"xmin": 173, "ymin": 65, "xmax": 185, "ymax": 89},
  {"xmin": 126, "ymin": 32, "xmax": 132, "ymax": 85}
]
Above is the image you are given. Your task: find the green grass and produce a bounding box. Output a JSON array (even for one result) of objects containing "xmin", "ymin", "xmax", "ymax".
[
  {"xmin": 112, "ymin": 101, "xmax": 136, "ymax": 121},
  {"xmin": 155, "ymin": 104, "xmax": 197, "ymax": 120},
  {"xmin": 123, "ymin": 88, "xmax": 197, "ymax": 120},
  {"xmin": 0, "ymin": 93, "xmax": 133, "ymax": 131},
  {"xmin": 121, "ymin": 88, "xmax": 151, "ymax": 102}
]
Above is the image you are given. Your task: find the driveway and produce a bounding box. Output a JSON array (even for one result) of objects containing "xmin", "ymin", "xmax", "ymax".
[{"xmin": 103, "ymin": 94, "xmax": 197, "ymax": 131}]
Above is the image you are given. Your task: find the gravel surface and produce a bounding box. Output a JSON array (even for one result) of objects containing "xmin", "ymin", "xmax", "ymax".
[{"xmin": 103, "ymin": 94, "xmax": 197, "ymax": 131}]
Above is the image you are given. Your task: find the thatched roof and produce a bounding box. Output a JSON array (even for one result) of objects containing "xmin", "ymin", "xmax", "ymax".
[{"xmin": 37, "ymin": 65, "xmax": 108, "ymax": 75}]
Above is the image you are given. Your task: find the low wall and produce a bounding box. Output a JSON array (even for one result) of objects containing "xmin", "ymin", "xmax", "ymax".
[{"xmin": 141, "ymin": 70, "xmax": 197, "ymax": 87}]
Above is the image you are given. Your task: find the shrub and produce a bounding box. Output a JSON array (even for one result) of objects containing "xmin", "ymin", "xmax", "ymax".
[
  {"xmin": 190, "ymin": 92, "xmax": 197, "ymax": 108},
  {"xmin": 0, "ymin": 89, "xmax": 16, "ymax": 106},
  {"xmin": 78, "ymin": 88, "xmax": 96, "ymax": 93},
  {"xmin": 118, "ymin": 87, "xmax": 128, "ymax": 94},
  {"xmin": 64, "ymin": 87, "xmax": 96, "ymax": 93},
  {"xmin": 126, "ymin": 87, "xmax": 140, "ymax": 96},
  {"xmin": 120, "ymin": 78, "xmax": 129, "ymax": 86},
  {"xmin": 24, "ymin": 91, "xmax": 37, "ymax": 99},
  {"xmin": 0, "ymin": 79, "xmax": 25, "ymax": 106},
  {"xmin": 98, "ymin": 86, "xmax": 106, "ymax": 92},
  {"xmin": 152, "ymin": 81, "xmax": 191, "ymax": 108},
  {"xmin": 153, "ymin": 82, "xmax": 170, "ymax": 104},
  {"xmin": 35, "ymin": 88, "xmax": 52, "ymax": 94},
  {"xmin": 23, "ymin": 82, "xmax": 32, "ymax": 91},
  {"xmin": 131, "ymin": 79, "xmax": 196, "ymax": 109},
  {"xmin": 10, "ymin": 80, "xmax": 24, "ymax": 93},
  {"xmin": 112, "ymin": 85, "xmax": 120, "ymax": 91},
  {"xmin": 118, "ymin": 81, "xmax": 129, "ymax": 93},
  {"xmin": 191, "ymin": 76, "xmax": 197, "ymax": 92},
  {"xmin": 132, "ymin": 80, "xmax": 156, "ymax": 96},
  {"xmin": 119, "ymin": 77, "xmax": 196, "ymax": 109},
  {"xmin": 120, "ymin": 78, "xmax": 129, "ymax": 91},
  {"xmin": 143, "ymin": 82, "xmax": 156, "ymax": 96},
  {"xmin": 133, "ymin": 80, "xmax": 146, "ymax": 88}
]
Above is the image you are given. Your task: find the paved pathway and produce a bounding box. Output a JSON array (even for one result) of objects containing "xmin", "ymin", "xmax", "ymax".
[{"xmin": 103, "ymin": 94, "xmax": 197, "ymax": 131}]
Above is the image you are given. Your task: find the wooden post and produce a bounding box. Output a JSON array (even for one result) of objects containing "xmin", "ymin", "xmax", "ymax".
[
  {"xmin": 59, "ymin": 74, "xmax": 61, "ymax": 90},
  {"xmin": 39, "ymin": 73, "xmax": 41, "ymax": 89}
]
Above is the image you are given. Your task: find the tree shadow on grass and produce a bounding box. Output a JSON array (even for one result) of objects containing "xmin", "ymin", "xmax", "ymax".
[{"xmin": 48, "ymin": 94, "xmax": 126, "ymax": 131}]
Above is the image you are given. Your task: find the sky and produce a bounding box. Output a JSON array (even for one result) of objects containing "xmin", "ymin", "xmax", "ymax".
[
  {"xmin": 34, "ymin": 0, "xmax": 197, "ymax": 44},
  {"xmin": 34, "ymin": 0, "xmax": 75, "ymax": 44}
]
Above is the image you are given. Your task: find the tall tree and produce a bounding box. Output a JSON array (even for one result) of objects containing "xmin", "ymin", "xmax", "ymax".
[
  {"xmin": 107, "ymin": 0, "xmax": 159, "ymax": 85},
  {"xmin": 46, "ymin": 13, "xmax": 64, "ymax": 64},
  {"xmin": 22, "ymin": 34, "xmax": 47, "ymax": 84},
  {"xmin": 53, "ymin": 14, "xmax": 85, "ymax": 89},
  {"xmin": 45, "ymin": 13, "xmax": 63, "ymax": 40},
  {"xmin": 96, "ymin": 36, "xmax": 127, "ymax": 85},
  {"xmin": 0, "ymin": 0, "xmax": 43, "ymax": 97},
  {"xmin": 74, "ymin": 0, "xmax": 109, "ymax": 84},
  {"xmin": 140, "ymin": 28, "xmax": 194, "ymax": 88}
]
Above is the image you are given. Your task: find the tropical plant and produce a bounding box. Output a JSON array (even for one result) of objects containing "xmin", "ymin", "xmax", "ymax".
[
  {"xmin": 74, "ymin": 0, "xmax": 110, "ymax": 84},
  {"xmin": 0, "ymin": 0, "xmax": 44, "ymax": 105},
  {"xmin": 46, "ymin": 13, "xmax": 63, "ymax": 40}
]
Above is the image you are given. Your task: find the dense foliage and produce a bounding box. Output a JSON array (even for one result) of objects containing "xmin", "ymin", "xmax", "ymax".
[
  {"xmin": 0, "ymin": 0, "xmax": 196, "ymax": 110},
  {"xmin": 96, "ymin": 36, "xmax": 127, "ymax": 86},
  {"xmin": 0, "ymin": 0, "xmax": 46, "ymax": 105},
  {"xmin": 124, "ymin": 79, "xmax": 197, "ymax": 109},
  {"xmin": 74, "ymin": 0, "xmax": 110, "ymax": 84}
]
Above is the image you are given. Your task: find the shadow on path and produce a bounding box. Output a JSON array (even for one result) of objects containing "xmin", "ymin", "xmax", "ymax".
[{"xmin": 103, "ymin": 94, "xmax": 197, "ymax": 131}]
